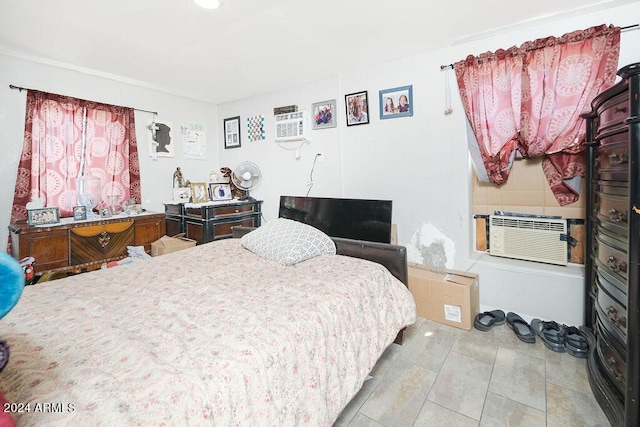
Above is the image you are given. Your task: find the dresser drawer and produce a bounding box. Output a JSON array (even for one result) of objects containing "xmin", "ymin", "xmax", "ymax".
[
  {"xmin": 70, "ymin": 221, "xmax": 134, "ymax": 266},
  {"xmin": 212, "ymin": 216, "xmax": 258, "ymax": 239},
  {"xmin": 596, "ymin": 141, "xmax": 629, "ymax": 177},
  {"xmin": 598, "ymin": 129, "xmax": 628, "ymax": 146},
  {"xmin": 597, "ymin": 92, "xmax": 628, "ymax": 133},
  {"xmin": 596, "ymin": 180, "xmax": 628, "ymax": 197},
  {"xmin": 596, "ymin": 282, "xmax": 627, "ymax": 344},
  {"xmin": 213, "ymin": 204, "xmax": 256, "ymax": 216},
  {"xmin": 596, "ymin": 317, "xmax": 626, "ymax": 395},
  {"xmin": 594, "ymin": 193, "xmax": 628, "ymax": 229},
  {"xmin": 595, "ymin": 268, "xmax": 627, "ymax": 308},
  {"xmin": 185, "ymin": 202, "xmax": 257, "ymax": 220},
  {"xmin": 594, "ymin": 234, "xmax": 628, "ymax": 282}
]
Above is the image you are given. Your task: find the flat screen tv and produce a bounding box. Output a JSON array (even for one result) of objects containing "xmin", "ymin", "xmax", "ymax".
[{"xmin": 279, "ymin": 196, "xmax": 393, "ymax": 243}]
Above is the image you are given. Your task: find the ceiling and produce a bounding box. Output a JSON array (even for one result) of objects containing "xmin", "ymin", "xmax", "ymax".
[{"xmin": 0, "ymin": 0, "xmax": 636, "ymax": 104}]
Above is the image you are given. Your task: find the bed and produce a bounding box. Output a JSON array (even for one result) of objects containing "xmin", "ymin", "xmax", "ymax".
[{"xmin": 0, "ymin": 218, "xmax": 416, "ymax": 426}]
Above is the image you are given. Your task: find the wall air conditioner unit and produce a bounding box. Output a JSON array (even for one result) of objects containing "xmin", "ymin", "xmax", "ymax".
[
  {"xmin": 489, "ymin": 214, "xmax": 568, "ymax": 266},
  {"xmin": 274, "ymin": 110, "xmax": 310, "ymax": 142}
]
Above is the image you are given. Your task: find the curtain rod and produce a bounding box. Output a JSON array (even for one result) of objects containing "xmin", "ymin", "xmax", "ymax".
[
  {"xmin": 8, "ymin": 84, "xmax": 158, "ymax": 115},
  {"xmin": 439, "ymin": 23, "xmax": 639, "ymax": 70}
]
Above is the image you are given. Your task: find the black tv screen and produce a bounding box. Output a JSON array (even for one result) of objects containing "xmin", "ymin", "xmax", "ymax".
[{"xmin": 279, "ymin": 196, "xmax": 393, "ymax": 243}]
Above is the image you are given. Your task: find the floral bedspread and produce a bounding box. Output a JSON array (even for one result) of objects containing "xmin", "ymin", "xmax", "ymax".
[{"xmin": 0, "ymin": 239, "xmax": 415, "ymax": 426}]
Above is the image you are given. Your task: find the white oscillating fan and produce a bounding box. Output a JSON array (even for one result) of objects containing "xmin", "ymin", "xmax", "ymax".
[{"xmin": 231, "ymin": 161, "xmax": 262, "ymax": 201}]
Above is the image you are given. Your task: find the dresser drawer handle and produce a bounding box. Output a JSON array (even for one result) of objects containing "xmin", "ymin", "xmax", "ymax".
[
  {"xmin": 606, "ymin": 356, "xmax": 625, "ymax": 382},
  {"xmin": 608, "ymin": 152, "xmax": 628, "ymax": 165},
  {"xmin": 606, "ymin": 306, "xmax": 627, "ymax": 329},
  {"xmin": 613, "ymin": 106, "xmax": 627, "ymax": 114},
  {"xmin": 606, "ymin": 256, "xmax": 627, "ymax": 273},
  {"xmin": 98, "ymin": 231, "xmax": 111, "ymax": 248},
  {"xmin": 608, "ymin": 208, "xmax": 627, "ymax": 223}
]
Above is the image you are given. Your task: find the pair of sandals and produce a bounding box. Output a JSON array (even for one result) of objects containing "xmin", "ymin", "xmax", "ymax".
[
  {"xmin": 530, "ymin": 319, "xmax": 588, "ymax": 357},
  {"xmin": 474, "ymin": 310, "xmax": 588, "ymax": 357},
  {"xmin": 474, "ymin": 310, "xmax": 535, "ymax": 343}
]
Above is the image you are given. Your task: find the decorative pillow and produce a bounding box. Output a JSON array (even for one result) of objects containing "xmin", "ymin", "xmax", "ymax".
[{"xmin": 240, "ymin": 218, "xmax": 336, "ymax": 265}]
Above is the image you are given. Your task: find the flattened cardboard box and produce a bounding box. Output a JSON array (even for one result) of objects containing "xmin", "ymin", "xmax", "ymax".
[
  {"xmin": 407, "ymin": 263, "xmax": 480, "ymax": 330},
  {"xmin": 151, "ymin": 234, "xmax": 196, "ymax": 256}
]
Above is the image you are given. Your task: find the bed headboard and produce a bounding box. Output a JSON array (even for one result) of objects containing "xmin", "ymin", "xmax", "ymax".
[{"xmin": 331, "ymin": 237, "xmax": 407, "ymax": 286}]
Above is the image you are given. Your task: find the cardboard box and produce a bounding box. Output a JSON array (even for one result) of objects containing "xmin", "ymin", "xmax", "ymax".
[
  {"xmin": 408, "ymin": 263, "xmax": 480, "ymax": 330},
  {"xmin": 151, "ymin": 234, "xmax": 196, "ymax": 256}
]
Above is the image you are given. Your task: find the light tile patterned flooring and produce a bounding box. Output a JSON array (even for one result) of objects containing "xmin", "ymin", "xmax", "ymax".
[{"xmin": 335, "ymin": 317, "xmax": 611, "ymax": 427}]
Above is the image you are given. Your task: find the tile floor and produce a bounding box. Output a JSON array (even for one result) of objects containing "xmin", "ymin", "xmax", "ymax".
[{"xmin": 334, "ymin": 317, "xmax": 611, "ymax": 427}]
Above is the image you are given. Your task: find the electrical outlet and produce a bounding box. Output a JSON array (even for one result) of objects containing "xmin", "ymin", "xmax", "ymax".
[{"xmin": 316, "ymin": 152, "xmax": 324, "ymax": 162}]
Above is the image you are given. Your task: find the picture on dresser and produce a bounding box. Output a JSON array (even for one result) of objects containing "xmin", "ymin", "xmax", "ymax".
[
  {"xmin": 190, "ymin": 182, "xmax": 209, "ymax": 204},
  {"xmin": 27, "ymin": 207, "xmax": 60, "ymax": 226},
  {"xmin": 209, "ymin": 183, "xmax": 232, "ymax": 201},
  {"xmin": 173, "ymin": 187, "xmax": 191, "ymax": 203},
  {"xmin": 73, "ymin": 205, "xmax": 87, "ymax": 221}
]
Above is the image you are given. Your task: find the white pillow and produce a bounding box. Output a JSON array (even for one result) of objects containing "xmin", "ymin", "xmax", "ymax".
[{"xmin": 240, "ymin": 218, "xmax": 336, "ymax": 265}]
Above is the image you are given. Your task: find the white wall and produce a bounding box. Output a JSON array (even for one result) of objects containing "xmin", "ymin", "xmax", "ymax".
[
  {"xmin": 1, "ymin": 3, "xmax": 638, "ymax": 324},
  {"xmin": 216, "ymin": 2, "xmax": 640, "ymax": 325},
  {"xmin": 0, "ymin": 54, "xmax": 219, "ymax": 249}
]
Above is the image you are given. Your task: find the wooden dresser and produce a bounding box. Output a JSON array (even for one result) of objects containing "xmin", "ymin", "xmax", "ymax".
[
  {"xmin": 9, "ymin": 212, "xmax": 165, "ymax": 276},
  {"xmin": 581, "ymin": 62, "xmax": 639, "ymax": 427},
  {"xmin": 164, "ymin": 200, "xmax": 262, "ymax": 245}
]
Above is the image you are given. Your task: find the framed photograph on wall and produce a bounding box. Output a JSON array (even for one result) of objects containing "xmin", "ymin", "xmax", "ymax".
[
  {"xmin": 379, "ymin": 85, "xmax": 413, "ymax": 119},
  {"xmin": 345, "ymin": 91, "xmax": 369, "ymax": 126},
  {"xmin": 190, "ymin": 182, "xmax": 209, "ymax": 204},
  {"xmin": 27, "ymin": 207, "xmax": 61, "ymax": 226},
  {"xmin": 209, "ymin": 183, "xmax": 233, "ymax": 201},
  {"xmin": 311, "ymin": 99, "xmax": 337, "ymax": 129},
  {"xmin": 73, "ymin": 205, "xmax": 87, "ymax": 221},
  {"xmin": 223, "ymin": 116, "xmax": 241, "ymax": 149}
]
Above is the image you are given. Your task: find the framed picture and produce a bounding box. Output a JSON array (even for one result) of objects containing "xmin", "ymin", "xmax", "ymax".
[
  {"xmin": 173, "ymin": 187, "xmax": 191, "ymax": 203},
  {"xmin": 73, "ymin": 205, "xmax": 87, "ymax": 221},
  {"xmin": 209, "ymin": 183, "xmax": 233, "ymax": 201},
  {"xmin": 27, "ymin": 207, "xmax": 60, "ymax": 226},
  {"xmin": 311, "ymin": 99, "xmax": 337, "ymax": 129},
  {"xmin": 100, "ymin": 207, "xmax": 112, "ymax": 218},
  {"xmin": 223, "ymin": 116, "xmax": 241, "ymax": 149},
  {"xmin": 345, "ymin": 91, "xmax": 369, "ymax": 126},
  {"xmin": 148, "ymin": 119, "xmax": 175, "ymax": 158},
  {"xmin": 379, "ymin": 85, "xmax": 413, "ymax": 119},
  {"xmin": 190, "ymin": 182, "xmax": 209, "ymax": 204}
]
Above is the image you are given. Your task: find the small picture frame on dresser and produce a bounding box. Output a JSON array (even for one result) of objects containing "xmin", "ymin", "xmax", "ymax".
[
  {"xmin": 100, "ymin": 207, "xmax": 112, "ymax": 218},
  {"xmin": 27, "ymin": 207, "xmax": 60, "ymax": 226},
  {"xmin": 73, "ymin": 205, "xmax": 87, "ymax": 221},
  {"xmin": 173, "ymin": 187, "xmax": 191, "ymax": 203},
  {"xmin": 209, "ymin": 183, "xmax": 232, "ymax": 201},
  {"xmin": 190, "ymin": 182, "xmax": 209, "ymax": 204}
]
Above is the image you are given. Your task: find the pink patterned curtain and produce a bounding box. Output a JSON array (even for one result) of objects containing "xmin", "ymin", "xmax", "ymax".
[
  {"xmin": 11, "ymin": 90, "xmax": 141, "ymax": 221},
  {"xmin": 455, "ymin": 24, "xmax": 620, "ymax": 205},
  {"xmin": 455, "ymin": 47, "xmax": 524, "ymax": 185}
]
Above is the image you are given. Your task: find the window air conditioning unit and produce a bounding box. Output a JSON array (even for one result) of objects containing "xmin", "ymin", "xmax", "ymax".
[
  {"xmin": 274, "ymin": 110, "xmax": 310, "ymax": 142},
  {"xmin": 489, "ymin": 214, "xmax": 568, "ymax": 266}
]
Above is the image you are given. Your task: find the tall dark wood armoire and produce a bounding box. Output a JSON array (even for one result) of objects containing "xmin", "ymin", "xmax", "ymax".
[{"xmin": 581, "ymin": 62, "xmax": 640, "ymax": 427}]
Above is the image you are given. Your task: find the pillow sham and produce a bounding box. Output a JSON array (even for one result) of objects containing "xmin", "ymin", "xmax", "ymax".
[{"xmin": 240, "ymin": 218, "xmax": 336, "ymax": 265}]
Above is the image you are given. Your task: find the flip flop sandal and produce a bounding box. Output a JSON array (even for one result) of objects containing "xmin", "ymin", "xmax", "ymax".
[
  {"xmin": 531, "ymin": 319, "xmax": 565, "ymax": 352},
  {"xmin": 564, "ymin": 326, "xmax": 588, "ymax": 358},
  {"xmin": 506, "ymin": 312, "xmax": 536, "ymax": 344},
  {"xmin": 473, "ymin": 310, "xmax": 505, "ymax": 332}
]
